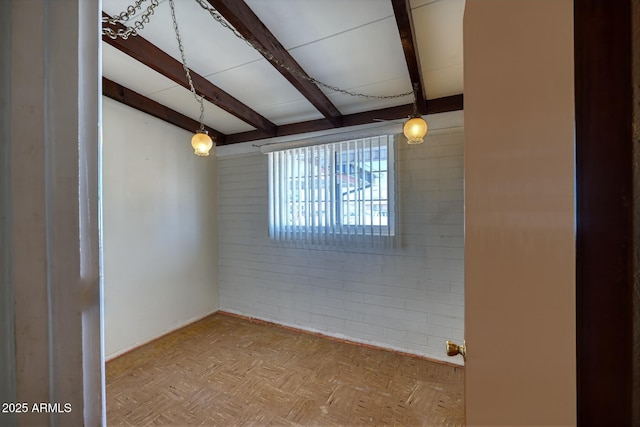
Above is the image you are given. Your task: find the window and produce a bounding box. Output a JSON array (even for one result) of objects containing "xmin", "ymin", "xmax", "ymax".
[{"xmin": 268, "ymin": 135, "xmax": 396, "ymax": 247}]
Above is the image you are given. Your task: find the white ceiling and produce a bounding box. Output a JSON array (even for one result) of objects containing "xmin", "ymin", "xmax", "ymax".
[{"xmin": 102, "ymin": 0, "xmax": 464, "ymax": 137}]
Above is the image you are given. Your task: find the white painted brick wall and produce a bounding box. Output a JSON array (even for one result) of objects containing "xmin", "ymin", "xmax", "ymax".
[{"xmin": 217, "ymin": 129, "xmax": 464, "ymax": 364}]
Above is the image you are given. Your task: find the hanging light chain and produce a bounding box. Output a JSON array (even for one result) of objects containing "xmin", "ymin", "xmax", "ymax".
[
  {"xmin": 192, "ymin": 0, "xmax": 413, "ymax": 100},
  {"xmin": 102, "ymin": 0, "xmax": 146, "ymax": 25},
  {"xmin": 102, "ymin": 0, "xmax": 415, "ymax": 101},
  {"xmin": 102, "ymin": 0, "xmax": 160, "ymax": 40},
  {"xmin": 411, "ymin": 82, "xmax": 420, "ymax": 116},
  {"xmin": 169, "ymin": 0, "xmax": 206, "ymax": 130}
]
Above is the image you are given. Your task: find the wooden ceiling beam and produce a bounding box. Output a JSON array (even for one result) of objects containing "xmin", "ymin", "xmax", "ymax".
[
  {"xmin": 391, "ymin": 0, "xmax": 427, "ymax": 114},
  {"xmin": 103, "ymin": 76, "xmax": 461, "ymax": 146},
  {"xmin": 222, "ymin": 94, "xmax": 463, "ymax": 145},
  {"xmin": 205, "ymin": 0, "xmax": 344, "ymax": 127},
  {"xmin": 102, "ymin": 13, "xmax": 276, "ymax": 136},
  {"xmin": 102, "ymin": 77, "xmax": 226, "ymax": 144}
]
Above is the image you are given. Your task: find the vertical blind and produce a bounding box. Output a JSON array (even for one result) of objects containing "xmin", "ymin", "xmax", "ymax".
[{"xmin": 267, "ymin": 135, "xmax": 396, "ymax": 248}]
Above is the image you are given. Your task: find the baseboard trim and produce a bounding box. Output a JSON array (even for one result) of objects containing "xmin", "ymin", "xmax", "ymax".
[
  {"xmin": 218, "ymin": 310, "xmax": 464, "ymax": 369},
  {"xmin": 106, "ymin": 309, "xmax": 464, "ymax": 368},
  {"xmin": 105, "ymin": 310, "xmax": 220, "ymax": 363}
]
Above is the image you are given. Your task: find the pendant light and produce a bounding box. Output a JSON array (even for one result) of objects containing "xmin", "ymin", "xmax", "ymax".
[
  {"xmin": 170, "ymin": 0, "xmax": 215, "ymax": 157},
  {"xmin": 191, "ymin": 129, "xmax": 214, "ymax": 157},
  {"xmin": 106, "ymin": 1, "xmax": 428, "ymax": 153},
  {"xmin": 403, "ymin": 83, "xmax": 428, "ymax": 144}
]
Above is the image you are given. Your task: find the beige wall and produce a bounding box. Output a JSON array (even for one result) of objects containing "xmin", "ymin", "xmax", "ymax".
[
  {"xmin": 464, "ymin": 1, "xmax": 576, "ymax": 425},
  {"xmin": 102, "ymin": 98, "xmax": 219, "ymax": 359}
]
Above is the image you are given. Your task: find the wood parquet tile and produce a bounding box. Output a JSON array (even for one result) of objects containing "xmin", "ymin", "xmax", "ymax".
[{"xmin": 106, "ymin": 312, "xmax": 464, "ymax": 426}]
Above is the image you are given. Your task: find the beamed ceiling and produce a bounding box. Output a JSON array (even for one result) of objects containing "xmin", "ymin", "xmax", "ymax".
[{"xmin": 102, "ymin": 0, "xmax": 464, "ymax": 146}]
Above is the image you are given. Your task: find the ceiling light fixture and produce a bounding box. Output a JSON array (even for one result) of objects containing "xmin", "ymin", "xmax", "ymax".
[
  {"xmin": 169, "ymin": 0, "xmax": 215, "ymax": 157},
  {"xmin": 403, "ymin": 83, "xmax": 428, "ymax": 144},
  {"xmin": 104, "ymin": 0, "xmax": 427, "ymax": 151},
  {"xmin": 191, "ymin": 130, "xmax": 214, "ymax": 157}
]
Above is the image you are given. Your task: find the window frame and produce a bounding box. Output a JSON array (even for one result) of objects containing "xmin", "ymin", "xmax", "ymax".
[{"xmin": 267, "ymin": 134, "xmax": 397, "ymax": 246}]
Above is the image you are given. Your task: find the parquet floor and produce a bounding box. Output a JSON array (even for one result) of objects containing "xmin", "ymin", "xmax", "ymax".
[{"xmin": 106, "ymin": 313, "xmax": 464, "ymax": 426}]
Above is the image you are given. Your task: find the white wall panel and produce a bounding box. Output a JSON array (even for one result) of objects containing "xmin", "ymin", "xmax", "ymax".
[{"xmin": 102, "ymin": 98, "xmax": 218, "ymax": 359}]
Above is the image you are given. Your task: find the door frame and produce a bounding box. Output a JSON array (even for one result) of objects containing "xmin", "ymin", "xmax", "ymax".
[{"xmin": 574, "ymin": 0, "xmax": 634, "ymax": 425}]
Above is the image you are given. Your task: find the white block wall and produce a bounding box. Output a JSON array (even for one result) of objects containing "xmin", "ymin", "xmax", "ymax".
[{"xmin": 217, "ymin": 128, "xmax": 464, "ymax": 363}]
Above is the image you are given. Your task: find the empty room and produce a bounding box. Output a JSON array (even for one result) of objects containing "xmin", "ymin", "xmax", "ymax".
[
  {"xmin": 102, "ymin": 0, "xmax": 466, "ymax": 424},
  {"xmin": 2, "ymin": 0, "xmax": 636, "ymax": 426}
]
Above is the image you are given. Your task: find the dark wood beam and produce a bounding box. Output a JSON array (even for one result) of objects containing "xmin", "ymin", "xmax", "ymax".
[
  {"xmin": 102, "ymin": 13, "xmax": 276, "ymax": 136},
  {"xmin": 222, "ymin": 93, "xmax": 463, "ymax": 145},
  {"xmin": 391, "ymin": 0, "xmax": 426, "ymax": 114},
  {"xmin": 574, "ymin": 0, "xmax": 633, "ymax": 425},
  {"xmin": 102, "ymin": 77, "xmax": 225, "ymax": 144},
  {"xmin": 424, "ymin": 94, "xmax": 464, "ymax": 114},
  {"xmin": 205, "ymin": 0, "xmax": 343, "ymax": 127}
]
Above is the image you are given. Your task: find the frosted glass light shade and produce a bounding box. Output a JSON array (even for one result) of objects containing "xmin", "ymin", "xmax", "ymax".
[
  {"xmin": 191, "ymin": 131, "xmax": 214, "ymax": 156},
  {"xmin": 403, "ymin": 117, "xmax": 428, "ymax": 144}
]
